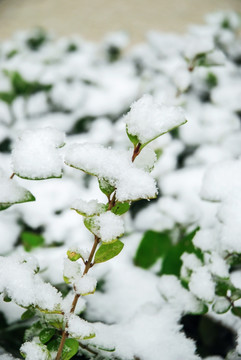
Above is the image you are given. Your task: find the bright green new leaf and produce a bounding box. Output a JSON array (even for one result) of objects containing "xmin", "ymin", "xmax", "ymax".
[
  {"xmin": 94, "ymin": 240, "xmax": 124, "ymax": 263},
  {"xmin": 39, "ymin": 328, "xmax": 56, "ymax": 344},
  {"xmin": 111, "ymin": 202, "xmax": 130, "ymax": 215},
  {"xmin": 126, "ymin": 127, "xmax": 139, "ymax": 146},
  {"xmin": 21, "ymin": 231, "xmax": 44, "ymax": 252},
  {"xmin": 62, "ymin": 338, "xmax": 79, "ymax": 360},
  {"xmin": 67, "ymin": 250, "xmax": 81, "ymax": 262}
]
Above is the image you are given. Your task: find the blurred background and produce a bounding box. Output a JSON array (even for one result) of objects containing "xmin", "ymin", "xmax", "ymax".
[{"xmin": 0, "ymin": 0, "xmax": 241, "ymax": 42}]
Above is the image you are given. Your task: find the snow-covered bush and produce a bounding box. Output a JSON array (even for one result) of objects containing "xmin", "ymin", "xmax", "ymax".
[{"xmin": 1, "ymin": 10, "xmax": 241, "ymax": 360}]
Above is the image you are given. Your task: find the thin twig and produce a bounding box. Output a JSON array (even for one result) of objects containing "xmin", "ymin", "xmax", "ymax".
[
  {"xmin": 56, "ymin": 144, "xmax": 143, "ymax": 359},
  {"xmin": 56, "ymin": 235, "xmax": 100, "ymax": 360}
]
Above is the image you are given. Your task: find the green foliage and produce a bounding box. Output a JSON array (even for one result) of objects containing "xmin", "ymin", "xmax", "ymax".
[
  {"xmin": 0, "ymin": 190, "xmax": 35, "ymax": 211},
  {"xmin": 94, "ymin": 241, "xmax": 124, "ymax": 263},
  {"xmin": 62, "ymin": 338, "xmax": 79, "ymax": 360},
  {"xmin": 21, "ymin": 308, "xmax": 36, "ymax": 321},
  {"xmin": 134, "ymin": 230, "xmax": 172, "ymax": 269},
  {"xmin": 20, "ymin": 231, "xmax": 44, "ymax": 252},
  {"xmin": 231, "ymin": 307, "xmax": 241, "ymax": 318},
  {"xmin": 134, "ymin": 228, "xmax": 200, "ymax": 275},
  {"xmin": 126, "ymin": 127, "xmax": 139, "ymax": 146},
  {"xmin": 39, "ymin": 328, "xmax": 56, "ymax": 344},
  {"xmin": 161, "ymin": 227, "xmax": 201, "ymax": 276},
  {"xmin": 26, "ymin": 28, "xmax": 48, "ymax": 51},
  {"xmin": 98, "ymin": 178, "xmax": 115, "ymax": 197},
  {"xmin": 1, "ymin": 70, "xmax": 52, "ymax": 104},
  {"xmin": 111, "ymin": 202, "xmax": 130, "ymax": 215},
  {"xmin": 206, "ymin": 72, "xmax": 218, "ymax": 88},
  {"xmin": 67, "ymin": 250, "xmax": 81, "ymax": 262}
]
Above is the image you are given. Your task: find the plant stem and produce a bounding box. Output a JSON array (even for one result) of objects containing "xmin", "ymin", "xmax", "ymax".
[
  {"xmin": 132, "ymin": 143, "xmax": 141, "ymax": 162},
  {"xmin": 55, "ymin": 235, "xmax": 100, "ymax": 360},
  {"xmin": 56, "ymin": 146, "xmax": 142, "ymax": 359}
]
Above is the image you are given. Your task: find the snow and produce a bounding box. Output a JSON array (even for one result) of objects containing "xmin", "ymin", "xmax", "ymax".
[
  {"xmin": 87, "ymin": 306, "xmax": 200, "ymax": 360},
  {"xmin": 184, "ymin": 35, "xmax": 214, "ymax": 59},
  {"xmin": 158, "ymin": 275, "xmax": 205, "ymax": 314},
  {"xmin": 193, "ymin": 229, "xmax": 218, "ymax": 252},
  {"xmin": 90, "ymin": 212, "xmax": 125, "ymax": 243},
  {"xmin": 201, "ymin": 160, "xmax": 241, "ymax": 202},
  {"xmin": 189, "ymin": 266, "xmax": 215, "ymax": 302},
  {"xmin": 65, "ymin": 143, "xmax": 157, "ymax": 201},
  {"xmin": 12, "ymin": 128, "xmax": 65, "ymax": 179},
  {"xmin": 0, "ymin": 255, "xmax": 62, "ymax": 311},
  {"xmin": 124, "ymin": 94, "xmax": 187, "ymax": 145},
  {"xmin": 67, "ymin": 314, "xmax": 95, "ymax": 339},
  {"xmin": 75, "ymin": 274, "xmax": 97, "ymax": 295},
  {"xmin": 71, "ymin": 199, "xmax": 106, "ymax": 216},
  {"xmin": 20, "ymin": 342, "xmax": 49, "ymax": 360},
  {"xmin": 63, "ymin": 258, "xmax": 81, "ymax": 284}
]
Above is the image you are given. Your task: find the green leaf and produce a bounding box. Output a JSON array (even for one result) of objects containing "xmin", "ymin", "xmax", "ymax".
[
  {"xmin": 98, "ymin": 178, "xmax": 115, "ymax": 197},
  {"xmin": 0, "ymin": 190, "xmax": 35, "ymax": 212},
  {"xmin": 161, "ymin": 227, "xmax": 201, "ymax": 276},
  {"xmin": 47, "ymin": 337, "xmax": 61, "ymax": 351},
  {"xmin": 3, "ymin": 294, "xmax": 12, "ymax": 302},
  {"xmin": 67, "ymin": 250, "xmax": 81, "ymax": 262},
  {"xmin": 21, "ymin": 308, "xmax": 36, "ymax": 321},
  {"xmin": 24, "ymin": 321, "xmax": 43, "ymax": 341},
  {"xmin": 193, "ymin": 303, "xmax": 209, "ymax": 315},
  {"xmin": 134, "ymin": 230, "xmax": 172, "ymax": 269},
  {"xmin": 126, "ymin": 126, "xmax": 139, "ymax": 146},
  {"xmin": 39, "ymin": 328, "xmax": 56, "ymax": 344},
  {"xmin": 21, "ymin": 231, "xmax": 44, "ymax": 252},
  {"xmin": 0, "ymin": 91, "xmax": 15, "ymax": 104},
  {"xmin": 94, "ymin": 241, "xmax": 124, "ymax": 263},
  {"xmin": 62, "ymin": 338, "xmax": 79, "ymax": 360},
  {"xmin": 111, "ymin": 202, "xmax": 130, "ymax": 215},
  {"xmin": 84, "ymin": 216, "xmax": 98, "ymax": 234},
  {"xmin": 212, "ymin": 298, "xmax": 231, "ymax": 314},
  {"xmin": 215, "ymin": 277, "xmax": 241, "ymax": 301},
  {"xmin": 231, "ymin": 307, "xmax": 241, "ymax": 318}
]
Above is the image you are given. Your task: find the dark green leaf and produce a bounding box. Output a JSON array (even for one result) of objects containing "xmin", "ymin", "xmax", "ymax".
[
  {"xmin": 39, "ymin": 328, "xmax": 56, "ymax": 344},
  {"xmin": 161, "ymin": 227, "xmax": 200, "ymax": 276},
  {"xmin": 24, "ymin": 321, "xmax": 43, "ymax": 341},
  {"xmin": 134, "ymin": 230, "xmax": 172, "ymax": 269},
  {"xmin": 62, "ymin": 338, "xmax": 79, "ymax": 360},
  {"xmin": 21, "ymin": 308, "xmax": 36, "ymax": 321},
  {"xmin": 3, "ymin": 294, "xmax": 11, "ymax": 302},
  {"xmin": 231, "ymin": 307, "xmax": 241, "ymax": 318},
  {"xmin": 21, "ymin": 231, "xmax": 44, "ymax": 252},
  {"xmin": 94, "ymin": 241, "xmax": 124, "ymax": 263},
  {"xmin": 47, "ymin": 337, "xmax": 61, "ymax": 351},
  {"xmin": 111, "ymin": 202, "xmax": 130, "ymax": 215}
]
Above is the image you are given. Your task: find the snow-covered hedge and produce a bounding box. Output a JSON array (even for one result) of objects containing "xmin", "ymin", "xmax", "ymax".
[{"xmin": 0, "ymin": 10, "xmax": 241, "ymax": 360}]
